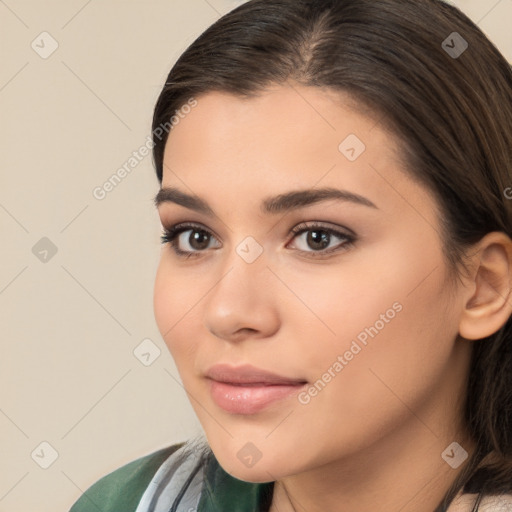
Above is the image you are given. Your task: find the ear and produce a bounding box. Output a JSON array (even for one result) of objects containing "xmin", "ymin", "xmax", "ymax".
[{"xmin": 458, "ymin": 232, "xmax": 512, "ymax": 340}]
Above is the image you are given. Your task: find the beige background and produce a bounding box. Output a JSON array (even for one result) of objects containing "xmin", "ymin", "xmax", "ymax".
[{"xmin": 1, "ymin": 1, "xmax": 510, "ymax": 510}]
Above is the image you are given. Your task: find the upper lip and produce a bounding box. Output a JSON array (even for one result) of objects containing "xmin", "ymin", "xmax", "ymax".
[{"xmin": 205, "ymin": 363, "xmax": 307, "ymax": 385}]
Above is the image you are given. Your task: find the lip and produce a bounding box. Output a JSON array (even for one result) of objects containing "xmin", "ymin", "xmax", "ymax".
[
  {"xmin": 205, "ymin": 363, "xmax": 306, "ymax": 385},
  {"xmin": 205, "ymin": 364, "xmax": 308, "ymax": 415}
]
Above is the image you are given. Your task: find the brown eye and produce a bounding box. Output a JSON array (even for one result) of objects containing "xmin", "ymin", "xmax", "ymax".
[
  {"xmin": 288, "ymin": 222, "xmax": 356, "ymax": 258},
  {"xmin": 187, "ymin": 229, "xmax": 211, "ymax": 250},
  {"xmin": 161, "ymin": 223, "xmax": 221, "ymax": 257},
  {"xmin": 305, "ymin": 230, "xmax": 332, "ymax": 251}
]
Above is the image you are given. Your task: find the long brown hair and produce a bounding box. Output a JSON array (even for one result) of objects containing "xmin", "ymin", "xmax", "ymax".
[{"xmin": 151, "ymin": 0, "xmax": 512, "ymax": 509}]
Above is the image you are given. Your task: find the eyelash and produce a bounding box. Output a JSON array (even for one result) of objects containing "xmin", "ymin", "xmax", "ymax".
[{"xmin": 160, "ymin": 221, "xmax": 356, "ymax": 260}]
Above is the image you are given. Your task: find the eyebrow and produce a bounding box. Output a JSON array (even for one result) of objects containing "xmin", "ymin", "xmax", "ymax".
[{"xmin": 154, "ymin": 186, "xmax": 378, "ymax": 215}]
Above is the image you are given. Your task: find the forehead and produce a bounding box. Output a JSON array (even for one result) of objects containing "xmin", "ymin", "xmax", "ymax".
[
  {"xmin": 165, "ymin": 85, "xmax": 390, "ymax": 150},
  {"xmin": 163, "ymin": 85, "xmax": 399, "ymax": 172},
  {"xmin": 160, "ymin": 84, "xmax": 435, "ymax": 222}
]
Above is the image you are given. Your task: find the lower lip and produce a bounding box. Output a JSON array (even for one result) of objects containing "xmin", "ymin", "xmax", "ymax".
[{"xmin": 208, "ymin": 379, "xmax": 307, "ymax": 415}]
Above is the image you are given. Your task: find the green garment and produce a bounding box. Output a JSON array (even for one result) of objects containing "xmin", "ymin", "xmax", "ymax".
[{"xmin": 69, "ymin": 442, "xmax": 274, "ymax": 512}]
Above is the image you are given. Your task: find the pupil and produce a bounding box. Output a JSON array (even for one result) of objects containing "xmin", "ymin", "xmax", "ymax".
[
  {"xmin": 308, "ymin": 230, "xmax": 329, "ymax": 250},
  {"xmin": 190, "ymin": 230, "xmax": 210, "ymax": 250}
]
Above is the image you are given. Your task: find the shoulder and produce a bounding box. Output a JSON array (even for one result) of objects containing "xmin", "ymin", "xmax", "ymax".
[
  {"xmin": 478, "ymin": 493, "xmax": 512, "ymax": 511},
  {"xmin": 447, "ymin": 492, "xmax": 512, "ymax": 512},
  {"xmin": 68, "ymin": 442, "xmax": 186, "ymax": 512}
]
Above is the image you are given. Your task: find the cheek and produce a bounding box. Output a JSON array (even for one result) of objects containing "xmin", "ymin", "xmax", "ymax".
[
  {"xmin": 153, "ymin": 259, "xmax": 175, "ymax": 340},
  {"xmin": 290, "ymin": 237, "xmax": 457, "ymax": 408},
  {"xmin": 153, "ymin": 258, "xmax": 202, "ymax": 364}
]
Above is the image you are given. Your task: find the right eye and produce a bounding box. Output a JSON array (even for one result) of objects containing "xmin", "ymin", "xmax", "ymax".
[{"xmin": 161, "ymin": 222, "xmax": 221, "ymax": 258}]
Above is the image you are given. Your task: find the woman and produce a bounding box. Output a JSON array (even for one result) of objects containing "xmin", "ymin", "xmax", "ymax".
[{"xmin": 69, "ymin": 0, "xmax": 512, "ymax": 510}]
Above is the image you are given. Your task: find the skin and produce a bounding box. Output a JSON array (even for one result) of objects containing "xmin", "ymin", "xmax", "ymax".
[{"xmin": 153, "ymin": 83, "xmax": 512, "ymax": 512}]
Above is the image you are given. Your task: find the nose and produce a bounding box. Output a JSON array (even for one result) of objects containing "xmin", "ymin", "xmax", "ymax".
[{"xmin": 202, "ymin": 247, "xmax": 280, "ymax": 343}]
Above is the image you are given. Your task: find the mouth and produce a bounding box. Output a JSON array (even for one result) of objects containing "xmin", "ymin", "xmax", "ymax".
[
  {"xmin": 205, "ymin": 363, "xmax": 307, "ymax": 385},
  {"xmin": 204, "ymin": 363, "xmax": 308, "ymax": 414},
  {"xmin": 214, "ymin": 381, "xmax": 300, "ymax": 387},
  {"xmin": 207, "ymin": 380, "xmax": 308, "ymax": 415}
]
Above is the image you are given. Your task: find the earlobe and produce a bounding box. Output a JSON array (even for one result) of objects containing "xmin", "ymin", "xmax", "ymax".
[{"xmin": 458, "ymin": 232, "xmax": 512, "ymax": 341}]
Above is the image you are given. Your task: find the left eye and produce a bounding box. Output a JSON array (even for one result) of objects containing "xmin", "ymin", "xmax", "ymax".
[{"xmin": 287, "ymin": 223, "xmax": 355, "ymax": 255}]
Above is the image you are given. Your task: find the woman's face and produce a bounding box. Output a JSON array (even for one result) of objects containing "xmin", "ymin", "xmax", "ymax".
[{"xmin": 153, "ymin": 84, "xmax": 472, "ymax": 483}]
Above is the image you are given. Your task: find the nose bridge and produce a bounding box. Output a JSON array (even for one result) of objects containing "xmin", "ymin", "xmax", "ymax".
[
  {"xmin": 216, "ymin": 234, "xmax": 269, "ymax": 292},
  {"xmin": 203, "ymin": 236, "xmax": 280, "ymax": 339}
]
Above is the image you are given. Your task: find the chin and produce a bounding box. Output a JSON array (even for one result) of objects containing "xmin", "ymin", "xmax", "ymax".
[
  {"xmin": 210, "ymin": 445, "xmax": 288, "ymax": 483},
  {"xmin": 222, "ymin": 463, "xmax": 277, "ymax": 484}
]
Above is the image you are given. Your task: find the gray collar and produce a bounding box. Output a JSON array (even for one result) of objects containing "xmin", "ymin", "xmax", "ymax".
[{"xmin": 135, "ymin": 441, "xmax": 207, "ymax": 512}]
